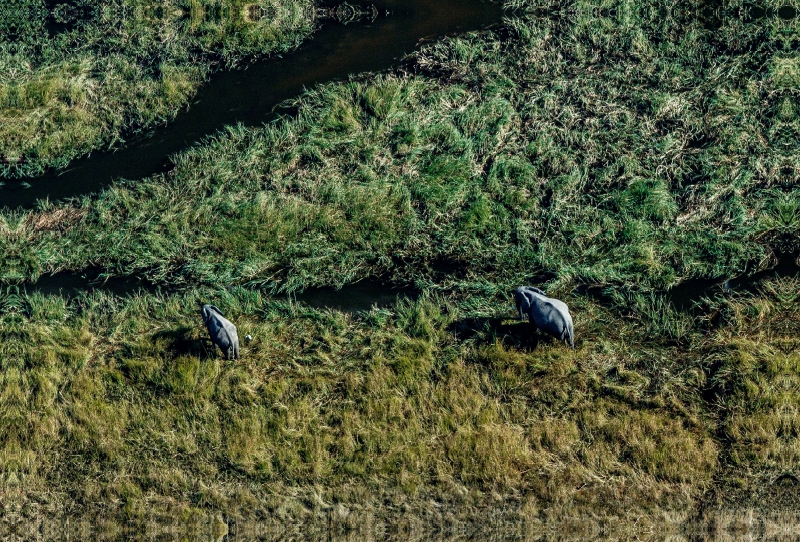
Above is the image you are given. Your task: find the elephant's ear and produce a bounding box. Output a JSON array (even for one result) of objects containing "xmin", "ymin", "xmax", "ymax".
[{"xmin": 517, "ymin": 291, "xmax": 531, "ymax": 311}]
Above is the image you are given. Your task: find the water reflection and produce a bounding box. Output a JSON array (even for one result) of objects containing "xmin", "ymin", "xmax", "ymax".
[{"xmin": 9, "ymin": 517, "xmax": 800, "ymax": 540}]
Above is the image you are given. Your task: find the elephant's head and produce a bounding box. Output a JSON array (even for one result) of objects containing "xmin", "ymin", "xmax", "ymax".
[
  {"xmin": 525, "ymin": 286, "xmax": 546, "ymax": 296},
  {"xmin": 201, "ymin": 304, "xmax": 224, "ymax": 324}
]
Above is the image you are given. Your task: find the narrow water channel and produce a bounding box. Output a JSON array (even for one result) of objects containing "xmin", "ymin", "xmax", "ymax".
[
  {"xmin": 1, "ymin": 0, "xmax": 506, "ymax": 209},
  {"xmin": 26, "ymin": 271, "xmax": 418, "ymax": 314},
  {"xmin": 576, "ymin": 252, "xmax": 800, "ymax": 312},
  {"xmin": 25, "ymin": 251, "xmax": 799, "ymax": 311},
  {"xmin": 665, "ymin": 251, "xmax": 800, "ymax": 311}
]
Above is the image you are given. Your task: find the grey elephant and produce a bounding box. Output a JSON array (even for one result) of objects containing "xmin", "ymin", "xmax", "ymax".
[
  {"xmin": 201, "ymin": 304, "xmax": 240, "ymax": 359},
  {"xmin": 512, "ymin": 286, "xmax": 574, "ymax": 349}
]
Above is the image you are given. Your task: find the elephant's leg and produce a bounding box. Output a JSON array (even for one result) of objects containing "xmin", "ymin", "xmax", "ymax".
[{"xmin": 529, "ymin": 321, "xmax": 540, "ymax": 347}]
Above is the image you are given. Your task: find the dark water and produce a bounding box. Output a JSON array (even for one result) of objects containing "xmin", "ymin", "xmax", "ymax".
[
  {"xmin": 573, "ymin": 252, "xmax": 800, "ymax": 312},
  {"xmin": 25, "ymin": 268, "xmax": 162, "ymax": 298},
  {"xmin": 666, "ymin": 251, "xmax": 800, "ymax": 311},
  {"xmin": 1, "ymin": 0, "xmax": 506, "ymax": 209},
  {"xmin": 26, "ymin": 271, "xmax": 417, "ymax": 313},
  {"xmin": 294, "ymin": 279, "xmax": 417, "ymax": 312},
  {"xmin": 27, "ymin": 252, "xmax": 799, "ymax": 310}
]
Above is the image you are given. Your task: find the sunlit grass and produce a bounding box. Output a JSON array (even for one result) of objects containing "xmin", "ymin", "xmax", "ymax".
[{"xmin": 1, "ymin": 286, "xmax": 720, "ymax": 524}]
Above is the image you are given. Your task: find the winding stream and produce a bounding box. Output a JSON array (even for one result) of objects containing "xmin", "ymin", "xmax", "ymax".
[
  {"xmin": 577, "ymin": 252, "xmax": 800, "ymax": 313},
  {"xmin": 15, "ymin": 0, "xmax": 503, "ymax": 301},
  {"xmin": 24, "ymin": 251, "xmax": 800, "ymax": 314},
  {"xmin": 665, "ymin": 251, "xmax": 800, "ymax": 311},
  {"xmin": 15, "ymin": 0, "xmax": 798, "ymax": 306},
  {"xmin": 27, "ymin": 270, "xmax": 419, "ymax": 313},
  {"xmin": 1, "ymin": 0, "xmax": 506, "ymax": 209}
]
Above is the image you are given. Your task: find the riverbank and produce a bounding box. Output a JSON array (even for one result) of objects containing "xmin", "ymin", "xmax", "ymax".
[{"xmin": 2, "ymin": 0, "xmax": 799, "ymax": 528}]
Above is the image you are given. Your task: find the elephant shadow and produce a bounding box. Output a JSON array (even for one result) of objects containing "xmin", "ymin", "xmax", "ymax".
[
  {"xmin": 449, "ymin": 316, "xmax": 548, "ymax": 350},
  {"xmin": 152, "ymin": 325, "xmax": 219, "ymax": 361}
]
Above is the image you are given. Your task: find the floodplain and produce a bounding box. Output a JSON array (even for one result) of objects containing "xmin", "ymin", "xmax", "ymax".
[{"xmin": 0, "ymin": 0, "xmax": 799, "ymax": 538}]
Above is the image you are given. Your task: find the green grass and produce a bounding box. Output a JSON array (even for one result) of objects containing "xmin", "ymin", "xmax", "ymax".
[
  {"xmin": 0, "ymin": 0, "xmax": 315, "ymax": 177},
  {"xmin": 9, "ymin": 0, "xmax": 794, "ymax": 290},
  {"xmin": 1, "ymin": 0, "xmax": 798, "ymax": 530}
]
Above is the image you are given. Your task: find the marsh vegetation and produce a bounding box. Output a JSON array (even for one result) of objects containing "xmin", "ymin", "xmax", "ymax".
[{"xmin": 1, "ymin": 0, "xmax": 799, "ymax": 533}]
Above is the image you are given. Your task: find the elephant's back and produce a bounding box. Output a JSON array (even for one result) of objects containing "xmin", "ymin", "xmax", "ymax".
[
  {"xmin": 547, "ymin": 297, "xmax": 571, "ymax": 316},
  {"xmin": 205, "ymin": 318, "xmax": 222, "ymax": 335},
  {"xmin": 208, "ymin": 316, "xmax": 232, "ymax": 342},
  {"xmin": 544, "ymin": 298, "xmax": 572, "ymax": 327},
  {"xmin": 534, "ymin": 299, "xmax": 568, "ymax": 329},
  {"xmin": 217, "ymin": 316, "xmax": 238, "ymax": 338}
]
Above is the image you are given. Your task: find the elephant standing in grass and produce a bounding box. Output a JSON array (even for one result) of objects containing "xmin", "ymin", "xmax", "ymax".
[
  {"xmin": 512, "ymin": 286, "xmax": 574, "ymax": 349},
  {"xmin": 201, "ymin": 304, "xmax": 240, "ymax": 359}
]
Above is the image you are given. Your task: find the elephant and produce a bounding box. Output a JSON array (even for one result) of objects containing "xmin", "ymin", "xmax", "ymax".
[
  {"xmin": 201, "ymin": 304, "xmax": 240, "ymax": 359},
  {"xmin": 512, "ymin": 286, "xmax": 574, "ymax": 349},
  {"xmin": 512, "ymin": 286, "xmax": 546, "ymax": 320}
]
